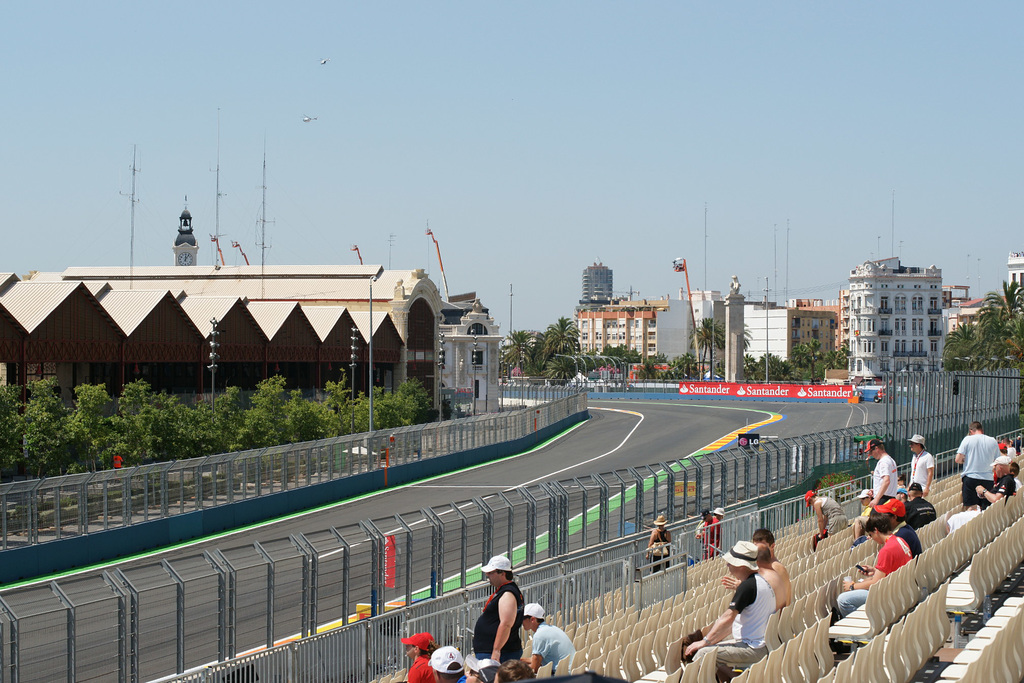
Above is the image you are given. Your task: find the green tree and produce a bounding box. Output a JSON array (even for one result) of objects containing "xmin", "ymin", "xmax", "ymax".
[
  {"xmin": 543, "ymin": 317, "xmax": 580, "ymax": 359},
  {"xmin": 110, "ymin": 380, "xmax": 162, "ymax": 465},
  {"xmin": 543, "ymin": 355, "xmax": 576, "ymax": 381},
  {"xmin": 602, "ymin": 345, "xmax": 642, "ymax": 364},
  {"xmin": 669, "ymin": 353, "xmax": 699, "ymax": 379},
  {"xmin": 24, "ymin": 378, "xmax": 72, "ymax": 477},
  {"xmin": 691, "ymin": 318, "xmax": 724, "ymax": 377},
  {"xmin": 503, "ymin": 331, "xmax": 536, "ymax": 376},
  {"xmin": 235, "ymin": 376, "xmax": 289, "ymax": 449},
  {"xmin": 0, "ymin": 384, "xmax": 23, "ymax": 471},
  {"xmin": 635, "ymin": 359, "xmax": 660, "ymax": 380},
  {"xmin": 67, "ymin": 383, "xmax": 113, "ymax": 471},
  {"xmin": 284, "ymin": 389, "xmax": 337, "ymax": 442}
]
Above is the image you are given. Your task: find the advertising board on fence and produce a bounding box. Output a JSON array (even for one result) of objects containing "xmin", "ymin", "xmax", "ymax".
[{"xmin": 678, "ymin": 382, "xmax": 855, "ymax": 401}]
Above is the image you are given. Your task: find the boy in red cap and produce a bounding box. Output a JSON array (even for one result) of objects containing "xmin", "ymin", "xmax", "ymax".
[{"xmin": 401, "ymin": 632, "xmax": 438, "ymax": 683}]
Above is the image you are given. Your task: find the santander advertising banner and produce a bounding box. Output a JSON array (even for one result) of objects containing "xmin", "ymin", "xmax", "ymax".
[{"xmin": 678, "ymin": 382, "xmax": 855, "ymax": 400}]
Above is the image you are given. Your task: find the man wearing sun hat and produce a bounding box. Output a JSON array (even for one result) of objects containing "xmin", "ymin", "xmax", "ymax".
[
  {"xmin": 473, "ymin": 555, "xmax": 524, "ymax": 663},
  {"xmin": 683, "ymin": 541, "xmax": 776, "ymax": 668},
  {"xmin": 908, "ymin": 434, "xmax": 934, "ymax": 496}
]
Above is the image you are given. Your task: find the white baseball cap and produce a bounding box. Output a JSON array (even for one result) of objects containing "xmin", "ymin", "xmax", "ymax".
[
  {"xmin": 856, "ymin": 489, "xmax": 872, "ymax": 500},
  {"xmin": 481, "ymin": 555, "xmax": 512, "ymax": 573},
  {"xmin": 523, "ymin": 602, "xmax": 545, "ymax": 619},
  {"xmin": 992, "ymin": 455, "xmax": 1013, "ymax": 467},
  {"xmin": 713, "ymin": 507, "xmax": 726, "ymax": 516},
  {"xmin": 430, "ymin": 646, "xmax": 465, "ymax": 673}
]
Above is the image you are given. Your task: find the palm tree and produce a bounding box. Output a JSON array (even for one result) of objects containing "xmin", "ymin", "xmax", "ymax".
[
  {"xmin": 980, "ymin": 281, "xmax": 1024, "ymax": 329},
  {"xmin": 805, "ymin": 338, "xmax": 823, "ymax": 379},
  {"xmin": 543, "ymin": 317, "xmax": 580, "ymax": 358},
  {"xmin": 691, "ymin": 318, "xmax": 724, "ymax": 378},
  {"xmin": 670, "ymin": 353, "xmax": 699, "ymax": 379},
  {"xmin": 743, "ymin": 354, "xmax": 760, "ymax": 379},
  {"xmin": 543, "ymin": 355, "xmax": 576, "ymax": 381},
  {"xmin": 503, "ymin": 331, "xmax": 534, "ymax": 375},
  {"xmin": 943, "ymin": 322, "xmax": 981, "ymax": 371},
  {"xmin": 636, "ymin": 359, "xmax": 660, "ymax": 380}
]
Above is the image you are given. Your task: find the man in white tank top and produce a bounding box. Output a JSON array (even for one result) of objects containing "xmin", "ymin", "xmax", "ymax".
[{"xmin": 684, "ymin": 541, "xmax": 776, "ymax": 668}]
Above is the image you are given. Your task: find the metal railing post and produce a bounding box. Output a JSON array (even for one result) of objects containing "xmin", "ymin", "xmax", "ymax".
[
  {"xmin": 252, "ymin": 541, "xmax": 277, "ymax": 648},
  {"xmin": 49, "ymin": 581, "xmax": 75, "ymax": 683},
  {"xmin": 420, "ymin": 508, "xmax": 445, "ymax": 598},
  {"xmin": 469, "ymin": 498, "xmax": 494, "ymax": 566},
  {"xmin": 0, "ymin": 596, "xmax": 19, "ymax": 683},
  {"xmin": 289, "ymin": 534, "xmax": 318, "ymax": 637},
  {"xmin": 161, "ymin": 560, "xmax": 186, "ymax": 673}
]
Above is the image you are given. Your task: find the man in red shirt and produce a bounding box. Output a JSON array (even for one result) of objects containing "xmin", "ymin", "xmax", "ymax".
[
  {"xmin": 836, "ymin": 512, "xmax": 912, "ymax": 617},
  {"xmin": 696, "ymin": 508, "xmax": 725, "ymax": 559}
]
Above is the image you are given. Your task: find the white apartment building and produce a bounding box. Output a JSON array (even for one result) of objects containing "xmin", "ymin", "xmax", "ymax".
[
  {"xmin": 575, "ymin": 297, "xmax": 693, "ymax": 359},
  {"xmin": 847, "ymin": 258, "xmax": 944, "ymax": 380}
]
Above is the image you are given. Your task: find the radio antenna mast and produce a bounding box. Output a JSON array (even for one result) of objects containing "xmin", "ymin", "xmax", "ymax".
[
  {"xmin": 255, "ymin": 138, "xmax": 274, "ymax": 297},
  {"xmin": 211, "ymin": 109, "xmax": 226, "ymax": 265},
  {"xmin": 120, "ymin": 145, "xmax": 141, "ymax": 290}
]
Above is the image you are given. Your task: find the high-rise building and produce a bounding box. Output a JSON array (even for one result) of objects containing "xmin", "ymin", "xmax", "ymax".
[
  {"xmin": 846, "ymin": 257, "xmax": 944, "ymax": 380},
  {"xmin": 580, "ymin": 262, "xmax": 613, "ymax": 308}
]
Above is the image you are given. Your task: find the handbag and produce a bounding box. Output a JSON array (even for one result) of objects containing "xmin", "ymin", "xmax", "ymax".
[{"xmin": 647, "ymin": 542, "xmax": 670, "ymax": 558}]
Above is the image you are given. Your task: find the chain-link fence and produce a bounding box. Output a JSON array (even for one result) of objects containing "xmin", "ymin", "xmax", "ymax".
[{"xmin": 0, "ymin": 370, "xmax": 1017, "ymax": 683}]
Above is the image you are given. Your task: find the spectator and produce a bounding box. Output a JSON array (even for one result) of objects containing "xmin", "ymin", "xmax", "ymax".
[
  {"xmin": 836, "ymin": 513, "xmax": 913, "ymax": 618},
  {"xmin": 520, "ymin": 603, "xmax": 575, "ymax": 672},
  {"xmin": 874, "ymin": 498, "xmax": 921, "ymax": 557},
  {"xmin": 401, "ymin": 632, "xmax": 438, "ymax": 683},
  {"xmin": 955, "ymin": 421, "xmax": 999, "ymax": 508},
  {"xmin": 494, "ymin": 660, "xmax": 534, "ymax": 682},
  {"xmin": 851, "ymin": 489, "xmax": 874, "ymax": 541},
  {"xmin": 867, "ymin": 439, "xmax": 898, "ymax": 507},
  {"xmin": 908, "ymin": 434, "xmax": 935, "ymax": 495},
  {"xmin": 975, "ymin": 455, "xmax": 1017, "ymax": 508},
  {"xmin": 1010, "ymin": 461, "xmax": 1023, "ymax": 493},
  {"xmin": 464, "ymin": 656, "xmax": 500, "ymax": 683},
  {"xmin": 473, "ymin": 556, "xmax": 525, "ymax": 663},
  {"xmin": 684, "ymin": 541, "xmax": 776, "ymax": 668},
  {"xmin": 647, "ymin": 514, "xmax": 672, "ymax": 573},
  {"xmin": 895, "ymin": 487, "xmax": 909, "ymax": 504},
  {"xmin": 430, "ymin": 646, "xmax": 467, "ymax": 683},
  {"xmin": 946, "ymin": 505, "xmax": 982, "ymax": 534},
  {"xmin": 696, "ymin": 508, "xmax": 725, "ymax": 559},
  {"xmin": 751, "ymin": 528, "xmax": 791, "ymax": 609},
  {"xmin": 805, "ymin": 490, "xmax": 849, "ymax": 551},
  {"xmin": 903, "ymin": 483, "xmax": 937, "ymax": 530}
]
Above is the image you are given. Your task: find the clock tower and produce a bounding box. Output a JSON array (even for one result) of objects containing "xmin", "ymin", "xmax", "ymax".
[{"xmin": 172, "ymin": 207, "xmax": 199, "ymax": 266}]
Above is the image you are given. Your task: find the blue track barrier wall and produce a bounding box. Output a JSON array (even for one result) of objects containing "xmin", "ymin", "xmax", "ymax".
[
  {"xmin": 596, "ymin": 391, "xmax": 852, "ymax": 403},
  {"xmin": 0, "ymin": 410, "xmax": 588, "ymax": 585}
]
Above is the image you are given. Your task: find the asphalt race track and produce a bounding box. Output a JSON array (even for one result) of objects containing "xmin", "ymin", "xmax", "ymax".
[{"xmin": 1, "ymin": 398, "xmax": 883, "ymax": 682}]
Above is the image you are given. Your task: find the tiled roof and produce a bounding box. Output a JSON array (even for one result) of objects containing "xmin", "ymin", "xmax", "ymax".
[
  {"xmin": 246, "ymin": 301, "xmax": 301, "ymax": 341},
  {"xmin": 0, "ymin": 282, "xmax": 88, "ymax": 333},
  {"xmin": 299, "ymin": 305, "xmax": 351, "ymax": 342},
  {"xmin": 97, "ymin": 290, "xmax": 179, "ymax": 337}
]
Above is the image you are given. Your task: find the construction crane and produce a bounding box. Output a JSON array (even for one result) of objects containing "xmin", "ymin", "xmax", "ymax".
[
  {"xmin": 210, "ymin": 234, "xmax": 226, "ymax": 266},
  {"xmin": 672, "ymin": 257, "xmax": 698, "ymax": 341},
  {"xmin": 231, "ymin": 241, "xmax": 250, "ymax": 265},
  {"xmin": 351, "ymin": 244, "xmax": 363, "ymax": 265},
  {"xmin": 425, "ymin": 226, "xmax": 450, "ymax": 301}
]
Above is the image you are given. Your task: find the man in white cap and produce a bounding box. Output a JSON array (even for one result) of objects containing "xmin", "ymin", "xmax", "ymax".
[
  {"xmin": 521, "ymin": 602, "xmax": 575, "ymax": 672},
  {"xmin": 975, "ymin": 455, "xmax": 1017, "ymax": 509},
  {"xmin": 683, "ymin": 541, "xmax": 775, "ymax": 668},
  {"xmin": 464, "ymin": 655, "xmax": 500, "ymax": 683},
  {"xmin": 430, "ymin": 646, "xmax": 466, "ymax": 683},
  {"xmin": 473, "ymin": 556, "xmax": 524, "ymax": 662},
  {"xmin": 907, "ymin": 434, "xmax": 934, "ymax": 495}
]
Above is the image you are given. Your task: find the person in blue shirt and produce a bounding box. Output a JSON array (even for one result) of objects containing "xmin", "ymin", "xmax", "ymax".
[{"xmin": 521, "ymin": 603, "xmax": 576, "ymax": 672}]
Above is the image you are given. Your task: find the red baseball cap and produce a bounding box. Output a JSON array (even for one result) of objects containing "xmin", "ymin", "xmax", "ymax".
[
  {"xmin": 804, "ymin": 490, "xmax": 817, "ymax": 507},
  {"xmin": 401, "ymin": 632, "xmax": 434, "ymax": 650},
  {"xmin": 874, "ymin": 498, "xmax": 905, "ymax": 518}
]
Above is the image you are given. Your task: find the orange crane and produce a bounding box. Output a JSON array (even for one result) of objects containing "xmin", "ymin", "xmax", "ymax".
[
  {"xmin": 672, "ymin": 257, "xmax": 698, "ymax": 339},
  {"xmin": 231, "ymin": 241, "xmax": 250, "ymax": 265},
  {"xmin": 351, "ymin": 244, "xmax": 363, "ymax": 265},
  {"xmin": 210, "ymin": 235, "xmax": 226, "ymax": 266},
  {"xmin": 425, "ymin": 226, "xmax": 450, "ymax": 301}
]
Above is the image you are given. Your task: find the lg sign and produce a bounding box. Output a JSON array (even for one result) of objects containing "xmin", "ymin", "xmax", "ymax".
[{"xmin": 738, "ymin": 432, "xmax": 760, "ymax": 448}]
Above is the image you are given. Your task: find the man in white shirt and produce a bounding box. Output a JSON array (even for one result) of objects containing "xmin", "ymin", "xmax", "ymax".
[
  {"xmin": 908, "ymin": 434, "xmax": 934, "ymax": 496},
  {"xmin": 946, "ymin": 505, "xmax": 982, "ymax": 534},
  {"xmin": 955, "ymin": 421, "xmax": 999, "ymax": 508},
  {"xmin": 867, "ymin": 439, "xmax": 898, "ymax": 507}
]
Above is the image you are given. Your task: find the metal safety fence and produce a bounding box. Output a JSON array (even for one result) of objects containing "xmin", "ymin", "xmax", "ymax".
[
  {"xmin": 0, "ymin": 393, "xmax": 585, "ymax": 550},
  {"xmin": 0, "ymin": 370, "xmax": 1017, "ymax": 682}
]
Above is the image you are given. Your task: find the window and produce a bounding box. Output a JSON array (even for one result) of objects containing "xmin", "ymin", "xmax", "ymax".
[
  {"xmin": 468, "ymin": 323, "xmax": 488, "ymax": 335},
  {"xmin": 472, "ymin": 350, "xmax": 484, "ymax": 366}
]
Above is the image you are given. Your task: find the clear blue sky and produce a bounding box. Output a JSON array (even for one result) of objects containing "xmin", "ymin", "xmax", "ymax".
[{"xmin": 3, "ymin": 2, "xmax": 1021, "ymax": 331}]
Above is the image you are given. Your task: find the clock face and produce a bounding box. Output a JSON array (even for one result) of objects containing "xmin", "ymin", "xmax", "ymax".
[{"xmin": 177, "ymin": 252, "xmax": 194, "ymax": 266}]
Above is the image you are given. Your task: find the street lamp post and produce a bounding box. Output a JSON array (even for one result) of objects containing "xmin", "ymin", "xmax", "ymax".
[
  {"xmin": 368, "ymin": 270, "xmax": 381, "ymax": 433},
  {"xmin": 472, "ymin": 335, "xmax": 478, "ymax": 416},
  {"xmin": 350, "ymin": 326, "xmax": 359, "ymax": 434},
  {"xmin": 437, "ymin": 331, "xmax": 446, "ymax": 422},
  {"xmin": 208, "ymin": 317, "xmax": 220, "ymax": 420},
  {"xmin": 764, "ymin": 277, "xmax": 770, "ymax": 383}
]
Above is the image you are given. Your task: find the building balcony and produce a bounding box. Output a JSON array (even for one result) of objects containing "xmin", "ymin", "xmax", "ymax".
[
  {"xmin": 928, "ymin": 308, "xmax": 942, "ymax": 315},
  {"xmin": 878, "ymin": 329, "xmax": 893, "ymax": 336},
  {"xmin": 893, "ymin": 350, "xmax": 929, "ymax": 357},
  {"xmin": 928, "ymin": 330, "xmax": 942, "ymax": 337},
  {"xmin": 878, "ymin": 307, "xmax": 892, "ymax": 314}
]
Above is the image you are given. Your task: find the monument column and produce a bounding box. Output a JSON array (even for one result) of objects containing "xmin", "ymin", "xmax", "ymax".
[{"xmin": 725, "ymin": 276, "xmax": 745, "ymax": 383}]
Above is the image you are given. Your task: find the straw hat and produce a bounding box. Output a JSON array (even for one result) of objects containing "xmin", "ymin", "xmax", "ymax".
[{"xmin": 653, "ymin": 514, "xmax": 668, "ymax": 527}]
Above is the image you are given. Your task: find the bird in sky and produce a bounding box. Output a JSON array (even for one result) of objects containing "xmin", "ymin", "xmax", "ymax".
[
  {"xmin": 302, "ymin": 115, "xmax": 318, "ymax": 123},
  {"xmin": 320, "ymin": 58, "xmax": 330, "ymax": 65}
]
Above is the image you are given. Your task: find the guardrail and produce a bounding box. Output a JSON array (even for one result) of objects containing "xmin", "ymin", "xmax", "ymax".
[
  {"xmin": 0, "ymin": 370, "xmax": 1017, "ymax": 683},
  {"xmin": 0, "ymin": 392, "xmax": 585, "ymax": 550}
]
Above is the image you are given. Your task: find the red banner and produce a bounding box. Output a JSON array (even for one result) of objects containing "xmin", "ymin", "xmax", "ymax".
[
  {"xmin": 384, "ymin": 535, "xmax": 396, "ymax": 588},
  {"xmin": 678, "ymin": 382, "xmax": 855, "ymax": 400}
]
